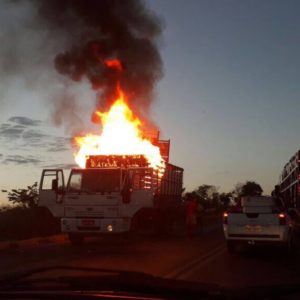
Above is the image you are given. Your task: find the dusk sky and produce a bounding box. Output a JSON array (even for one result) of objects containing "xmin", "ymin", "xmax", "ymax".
[{"xmin": 1, "ymin": 0, "xmax": 300, "ymax": 204}]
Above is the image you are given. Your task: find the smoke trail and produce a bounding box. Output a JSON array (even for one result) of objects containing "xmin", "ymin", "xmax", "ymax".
[{"xmin": 35, "ymin": 0, "xmax": 164, "ymax": 115}]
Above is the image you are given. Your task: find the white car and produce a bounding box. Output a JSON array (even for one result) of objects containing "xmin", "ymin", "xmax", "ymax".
[{"xmin": 223, "ymin": 196, "xmax": 295, "ymax": 253}]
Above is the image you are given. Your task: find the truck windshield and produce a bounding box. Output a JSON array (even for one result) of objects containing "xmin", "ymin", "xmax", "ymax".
[{"xmin": 68, "ymin": 169, "xmax": 120, "ymax": 193}]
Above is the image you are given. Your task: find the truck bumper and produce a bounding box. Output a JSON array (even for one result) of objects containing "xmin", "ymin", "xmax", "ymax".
[{"xmin": 61, "ymin": 218, "xmax": 131, "ymax": 234}]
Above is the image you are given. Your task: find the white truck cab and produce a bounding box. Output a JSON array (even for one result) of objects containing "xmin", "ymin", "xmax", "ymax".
[{"xmin": 38, "ymin": 155, "xmax": 184, "ymax": 244}]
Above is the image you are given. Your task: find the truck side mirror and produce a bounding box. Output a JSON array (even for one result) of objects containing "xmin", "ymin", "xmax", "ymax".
[{"xmin": 52, "ymin": 179, "xmax": 58, "ymax": 191}]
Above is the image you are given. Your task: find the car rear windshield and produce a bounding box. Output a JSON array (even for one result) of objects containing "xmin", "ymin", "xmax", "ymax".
[{"xmin": 236, "ymin": 197, "xmax": 285, "ymax": 213}]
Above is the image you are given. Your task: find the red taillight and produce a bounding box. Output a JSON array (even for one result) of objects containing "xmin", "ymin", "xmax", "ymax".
[
  {"xmin": 223, "ymin": 212, "xmax": 228, "ymax": 224},
  {"xmin": 278, "ymin": 213, "xmax": 286, "ymax": 225}
]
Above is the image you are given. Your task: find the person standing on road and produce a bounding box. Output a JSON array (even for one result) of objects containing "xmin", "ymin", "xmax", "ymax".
[
  {"xmin": 196, "ymin": 201, "xmax": 204, "ymax": 235},
  {"xmin": 186, "ymin": 193, "xmax": 199, "ymax": 237}
]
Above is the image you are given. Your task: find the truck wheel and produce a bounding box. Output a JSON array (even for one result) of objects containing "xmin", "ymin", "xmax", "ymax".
[
  {"xmin": 152, "ymin": 213, "xmax": 167, "ymax": 236},
  {"xmin": 68, "ymin": 233, "xmax": 84, "ymax": 245},
  {"xmin": 227, "ymin": 241, "xmax": 235, "ymax": 254},
  {"xmin": 162, "ymin": 217, "xmax": 176, "ymax": 236}
]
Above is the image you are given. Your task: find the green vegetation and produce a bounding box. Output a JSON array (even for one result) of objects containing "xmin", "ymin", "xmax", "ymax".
[
  {"xmin": 0, "ymin": 183, "xmax": 60, "ymax": 242},
  {"xmin": 185, "ymin": 181, "xmax": 264, "ymax": 210},
  {"xmin": 3, "ymin": 182, "xmax": 38, "ymax": 208},
  {"xmin": 239, "ymin": 181, "xmax": 263, "ymax": 197}
]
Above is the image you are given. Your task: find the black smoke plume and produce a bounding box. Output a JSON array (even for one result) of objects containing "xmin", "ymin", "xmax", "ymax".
[{"xmin": 34, "ymin": 0, "xmax": 164, "ymax": 118}]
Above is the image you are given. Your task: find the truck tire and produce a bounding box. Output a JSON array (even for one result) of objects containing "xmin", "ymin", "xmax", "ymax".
[
  {"xmin": 227, "ymin": 241, "xmax": 235, "ymax": 254},
  {"xmin": 154, "ymin": 214, "xmax": 174, "ymax": 236},
  {"xmin": 68, "ymin": 233, "xmax": 84, "ymax": 245}
]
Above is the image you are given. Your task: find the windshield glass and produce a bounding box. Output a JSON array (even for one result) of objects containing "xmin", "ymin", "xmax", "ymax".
[
  {"xmin": 68, "ymin": 169, "xmax": 120, "ymax": 193},
  {"xmin": 3, "ymin": 0, "xmax": 300, "ymax": 297}
]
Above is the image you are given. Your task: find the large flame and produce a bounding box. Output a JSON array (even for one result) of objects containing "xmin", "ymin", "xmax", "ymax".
[{"xmin": 74, "ymin": 88, "xmax": 165, "ymax": 173}]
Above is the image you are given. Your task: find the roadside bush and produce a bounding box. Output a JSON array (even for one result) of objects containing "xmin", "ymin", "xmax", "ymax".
[{"xmin": 0, "ymin": 206, "xmax": 60, "ymax": 241}]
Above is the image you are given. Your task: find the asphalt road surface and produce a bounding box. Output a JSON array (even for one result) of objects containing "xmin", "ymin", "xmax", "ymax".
[{"xmin": 1, "ymin": 224, "xmax": 300, "ymax": 288}]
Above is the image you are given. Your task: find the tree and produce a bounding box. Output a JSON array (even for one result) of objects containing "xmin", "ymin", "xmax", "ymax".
[
  {"xmin": 240, "ymin": 181, "xmax": 263, "ymax": 197},
  {"xmin": 2, "ymin": 182, "xmax": 39, "ymax": 208},
  {"xmin": 194, "ymin": 184, "xmax": 220, "ymax": 208},
  {"xmin": 196, "ymin": 184, "xmax": 217, "ymax": 199},
  {"xmin": 232, "ymin": 183, "xmax": 243, "ymax": 198},
  {"xmin": 219, "ymin": 192, "xmax": 233, "ymax": 209}
]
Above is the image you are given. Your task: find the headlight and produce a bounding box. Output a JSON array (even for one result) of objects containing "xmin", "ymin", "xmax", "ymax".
[{"xmin": 107, "ymin": 224, "xmax": 113, "ymax": 232}]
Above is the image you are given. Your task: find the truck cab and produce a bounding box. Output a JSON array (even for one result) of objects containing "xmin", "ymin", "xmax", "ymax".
[
  {"xmin": 38, "ymin": 154, "xmax": 183, "ymax": 244},
  {"xmin": 62, "ymin": 167, "xmax": 155, "ymax": 233},
  {"xmin": 39, "ymin": 166, "xmax": 157, "ymax": 243}
]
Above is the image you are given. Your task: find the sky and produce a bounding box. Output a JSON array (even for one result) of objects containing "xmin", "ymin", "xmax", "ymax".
[{"xmin": 1, "ymin": 0, "xmax": 300, "ymax": 204}]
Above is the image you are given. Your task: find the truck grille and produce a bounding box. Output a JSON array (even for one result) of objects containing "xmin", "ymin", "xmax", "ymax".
[
  {"xmin": 75, "ymin": 211, "xmax": 104, "ymax": 218},
  {"xmin": 77, "ymin": 226, "xmax": 101, "ymax": 231}
]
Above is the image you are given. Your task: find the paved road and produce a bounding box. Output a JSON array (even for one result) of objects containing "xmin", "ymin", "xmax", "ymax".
[{"xmin": 1, "ymin": 225, "xmax": 300, "ymax": 288}]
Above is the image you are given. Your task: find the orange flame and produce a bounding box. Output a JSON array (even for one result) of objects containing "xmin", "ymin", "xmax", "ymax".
[
  {"xmin": 104, "ymin": 59, "xmax": 123, "ymax": 71},
  {"xmin": 74, "ymin": 88, "xmax": 165, "ymax": 173}
]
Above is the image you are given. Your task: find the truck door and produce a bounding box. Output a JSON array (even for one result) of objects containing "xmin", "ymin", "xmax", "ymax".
[
  {"xmin": 130, "ymin": 169, "xmax": 153, "ymax": 206},
  {"xmin": 39, "ymin": 169, "xmax": 65, "ymax": 217}
]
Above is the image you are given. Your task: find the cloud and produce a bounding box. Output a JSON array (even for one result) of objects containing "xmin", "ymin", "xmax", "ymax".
[
  {"xmin": 8, "ymin": 116, "xmax": 42, "ymax": 126},
  {"xmin": 22, "ymin": 129, "xmax": 49, "ymax": 144},
  {"xmin": 0, "ymin": 123, "xmax": 25, "ymax": 139},
  {"xmin": 46, "ymin": 137, "xmax": 71, "ymax": 152},
  {"xmin": 0, "ymin": 116, "xmax": 72, "ymax": 166},
  {"xmin": 3, "ymin": 155, "xmax": 42, "ymax": 165},
  {"xmin": 0, "ymin": 116, "xmax": 71, "ymax": 152},
  {"xmin": 0, "ymin": 117, "xmax": 42, "ymax": 140}
]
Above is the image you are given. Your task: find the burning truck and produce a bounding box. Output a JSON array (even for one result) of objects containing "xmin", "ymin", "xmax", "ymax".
[
  {"xmin": 38, "ymin": 88, "xmax": 184, "ymax": 244},
  {"xmin": 34, "ymin": 0, "xmax": 181, "ymax": 244}
]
